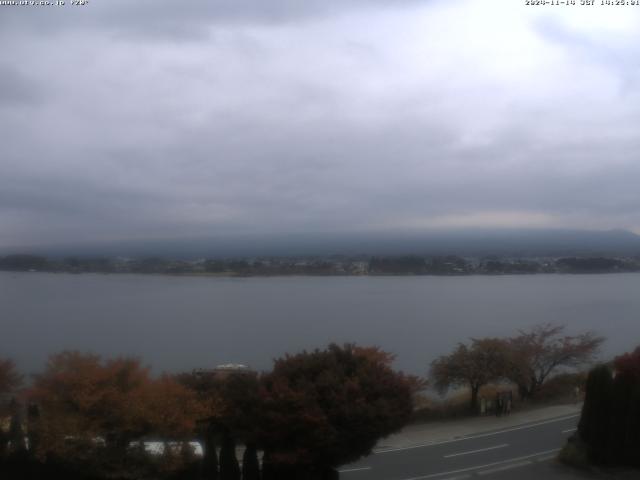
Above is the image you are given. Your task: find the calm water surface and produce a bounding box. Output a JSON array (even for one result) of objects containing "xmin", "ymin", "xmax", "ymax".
[{"xmin": 1, "ymin": 272, "xmax": 638, "ymax": 375}]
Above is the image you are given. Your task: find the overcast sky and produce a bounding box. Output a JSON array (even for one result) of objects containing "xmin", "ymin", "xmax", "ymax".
[{"xmin": 2, "ymin": 0, "xmax": 640, "ymax": 248}]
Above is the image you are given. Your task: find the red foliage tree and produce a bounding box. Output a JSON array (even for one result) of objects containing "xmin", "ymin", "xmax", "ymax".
[
  {"xmin": 614, "ymin": 346, "xmax": 640, "ymax": 381},
  {"xmin": 256, "ymin": 344, "xmax": 417, "ymax": 475}
]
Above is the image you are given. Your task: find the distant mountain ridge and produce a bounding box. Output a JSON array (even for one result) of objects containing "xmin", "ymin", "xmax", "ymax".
[{"xmin": 4, "ymin": 228, "xmax": 640, "ymax": 259}]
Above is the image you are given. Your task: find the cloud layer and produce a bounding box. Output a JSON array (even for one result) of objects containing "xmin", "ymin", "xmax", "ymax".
[{"xmin": 2, "ymin": 0, "xmax": 640, "ymax": 248}]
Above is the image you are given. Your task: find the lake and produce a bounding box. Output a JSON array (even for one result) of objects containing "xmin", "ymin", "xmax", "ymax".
[{"xmin": 1, "ymin": 272, "xmax": 638, "ymax": 376}]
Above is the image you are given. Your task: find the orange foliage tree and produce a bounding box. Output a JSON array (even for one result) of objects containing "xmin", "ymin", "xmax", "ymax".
[{"xmin": 28, "ymin": 351, "xmax": 202, "ymax": 461}]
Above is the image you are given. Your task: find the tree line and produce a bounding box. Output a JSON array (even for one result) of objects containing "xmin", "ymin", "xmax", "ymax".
[
  {"xmin": 430, "ymin": 324, "xmax": 604, "ymax": 412},
  {"xmin": 0, "ymin": 326, "xmax": 613, "ymax": 479},
  {"xmin": 3, "ymin": 253, "xmax": 640, "ymax": 276},
  {"xmin": 0, "ymin": 344, "xmax": 419, "ymax": 480}
]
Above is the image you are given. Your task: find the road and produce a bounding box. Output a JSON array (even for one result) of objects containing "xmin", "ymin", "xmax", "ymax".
[{"xmin": 339, "ymin": 414, "xmax": 581, "ymax": 480}]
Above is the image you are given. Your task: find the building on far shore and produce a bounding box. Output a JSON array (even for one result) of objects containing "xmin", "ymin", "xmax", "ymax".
[{"xmin": 192, "ymin": 363, "xmax": 253, "ymax": 380}]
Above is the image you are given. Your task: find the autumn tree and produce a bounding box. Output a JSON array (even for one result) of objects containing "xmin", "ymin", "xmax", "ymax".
[
  {"xmin": 28, "ymin": 352, "xmax": 154, "ymax": 458},
  {"xmin": 143, "ymin": 374, "xmax": 203, "ymax": 440},
  {"xmin": 505, "ymin": 324, "xmax": 603, "ymax": 400},
  {"xmin": 0, "ymin": 358, "xmax": 22, "ymax": 458},
  {"xmin": 430, "ymin": 338, "xmax": 509, "ymax": 411},
  {"xmin": 256, "ymin": 344, "xmax": 417, "ymax": 478},
  {"xmin": 175, "ymin": 369, "xmax": 225, "ymax": 479},
  {"xmin": 0, "ymin": 359, "xmax": 22, "ymax": 398},
  {"xmin": 614, "ymin": 346, "xmax": 640, "ymax": 381}
]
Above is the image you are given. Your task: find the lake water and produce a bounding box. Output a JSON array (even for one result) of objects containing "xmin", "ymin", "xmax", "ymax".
[{"xmin": 1, "ymin": 272, "xmax": 639, "ymax": 376}]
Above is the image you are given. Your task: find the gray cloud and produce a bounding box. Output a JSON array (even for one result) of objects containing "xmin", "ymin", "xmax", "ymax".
[
  {"xmin": 2, "ymin": 0, "xmax": 640, "ymax": 248},
  {"xmin": 0, "ymin": 0, "xmax": 427, "ymax": 38},
  {"xmin": 0, "ymin": 65, "xmax": 43, "ymax": 106}
]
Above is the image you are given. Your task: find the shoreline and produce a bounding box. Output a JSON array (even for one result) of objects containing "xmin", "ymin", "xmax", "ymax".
[{"xmin": 2, "ymin": 270, "xmax": 640, "ymax": 278}]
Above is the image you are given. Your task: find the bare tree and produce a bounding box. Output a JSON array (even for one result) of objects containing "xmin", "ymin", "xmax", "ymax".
[{"xmin": 505, "ymin": 323, "xmax": 604, "ymax": 399}]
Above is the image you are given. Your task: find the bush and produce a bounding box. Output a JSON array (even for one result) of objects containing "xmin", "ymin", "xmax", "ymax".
[
  {"xmin": 558, "ymin": 434, "xmax": 589, "ymax": 469},
  {"xmin": 535, "ymin": 372, "xmax": 586, "ymax": 403}
]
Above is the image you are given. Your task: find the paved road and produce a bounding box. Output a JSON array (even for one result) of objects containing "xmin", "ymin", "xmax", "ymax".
[{"xmin": 339, "ymin": 414, "xmax": 580, "ymax": 480}]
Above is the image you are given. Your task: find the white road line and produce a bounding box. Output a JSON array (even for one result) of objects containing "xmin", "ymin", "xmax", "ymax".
[
  {"xmin": 477, "ymin": 460, "xmax": 532, "ymax": 475},
  {"xmin": 376, "ymin": 414, "xmax": 579, "ymax": 454},
  {"xmin": 338, "ymin": 466, "xmax": 372, "ymax": 473},
  {"xmin": 444, "ymin": 443, "xmax": 509, "ymax": 458},
  {"xmin": 398, "ymin": 448, "xmax": 561, "ymax": 480},
  {"xmin": 562, "ymin": 428, "xmax": 577, "ymax": 433},
  {"xmin": 535, "ymin": 454, "xmax": 558, "ymax": 462}
]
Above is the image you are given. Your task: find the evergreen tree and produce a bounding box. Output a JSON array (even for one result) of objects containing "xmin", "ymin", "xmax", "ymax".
[
  {"xmin": 8, "ymin": 399, "xmax": 27, "ymax": 456},
  {"xmin": 612, "ymin": 346, "xmax": 640, "ymax": 467},
  {"xmin": 578, "ymin": 365, "xmax": 613, "ymax": 465},
  {"xmin": 261, "ymin": 451, "xmax": 276, "ymax": 480},
  {"xmin": 607, "ymin": 373, "xmax": 632, "ymax": 464},
  {"xmin": 626, "ymin": 381, "xmax": 640, "ymax": 467},
  {"xmin": 201, "ymin": 433, "xmax": 219, "ymax": 480},
  {"xmin": 219, "ymin": 433, "xmax": 241, "ymax": 480},
  {"xmin": 241, "ymin": 444, "xmax": 260, "ymax": 480}
]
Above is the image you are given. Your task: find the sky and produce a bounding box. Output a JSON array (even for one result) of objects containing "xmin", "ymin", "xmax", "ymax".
[{"xmin": 2, "ymin": 0, "xmax": 640, "ymax": 249}]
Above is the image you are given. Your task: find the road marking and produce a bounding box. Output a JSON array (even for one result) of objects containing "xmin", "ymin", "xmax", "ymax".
[
  {"xmin": 397, "ymin": 448, "xmax": 561, "ymax": 480},
  {"xmin": 444, "ymin": 443, "xmax": 509, "ymax": 458},
  {"xmin": 535, "ymin": 454, "xmax": 558, "ymax": 462},
  {"xmin": 477, "ymin": 460, "xmax": 531, "ymax": 475},
  {"xmin": 338, "ymin": 466, "xmax": 372, "ymax": 473},
  {"xmin": 376, "ymin": 414, "xmax": 579, "ymax": 454},
  {"xmin": 562, "ymin": 428, "xmax": 577, "ymax": 433}
]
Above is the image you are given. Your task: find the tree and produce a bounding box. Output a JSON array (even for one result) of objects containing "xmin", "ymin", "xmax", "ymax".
[
  {"xmin": 177, "ymin": 367, "xmax": 263, "ymax": 480},
  {"xmin": 0, "ymin": 359, "xmax": 22, "ymax": 397},
  {"xmin": 28, "ymin": 352, "xmax": 154, "ymax": 457},
  {"xmin": 256, "ymin": 344, "xmax": 417, "ymax": 476},
  {"xmin": 241, "ymin": 444, "xmax": 260, "ymax": 480},
  {"xmin": 215, "ymin": 372, "xmax": 261, "ymax": 480},
  {"xmin": 175, "ymin": 370, "xmax": 225, "ymax": 479},
  {"xmin": 611, "ymin": 346, "xmax": 640, "ymax": 466},
  {"xmin": 143, "ymin": 374, "xmax": 203, "ymax": 440},
  {"xmin": 576, "ymin": 346, "xmax": 640, "ymax": 467},
  {"xmin": 4, "ymin": 398, "xmax": 27, "ymax": 459},
  {"xmin": 219, "ymin": 432, "xmax": 241, "ymax": 480},
  {"xmin": 614, "ymin": 346, "xmax": 640, "ymax": 381},
  {"xmin": 0, "ymin": 358, "xmax": 22, "ymax": 455},
  {"xmin": 0, "ymin": 254, "xmax": 48, "ymax": 271},
  {"xmin": 430, "ymin": 338, "xmax": 509, "ymax": 411},
  {"xmin": 505, "ymin": 324, "xmax": 603, "ymax": 399},
  {"xmin": 578, "ymin": 365, "xmax": 613, "ymax": 464}
]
